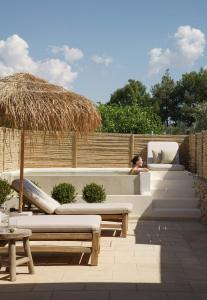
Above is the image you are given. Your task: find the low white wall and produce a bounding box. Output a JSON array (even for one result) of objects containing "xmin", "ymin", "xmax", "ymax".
[
  {"xmin": 2, "ymin": 168, "xmax": 152, "ymax": 217},
  {"xmin": 2, "ymin": 168, "xmax": 151, "ymax": 196}
]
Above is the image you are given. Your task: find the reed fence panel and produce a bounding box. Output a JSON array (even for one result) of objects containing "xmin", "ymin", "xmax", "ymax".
[
  {"xmin": 0, "ymin": 127, "xmax": 192, "ymax": 171},
  {"xmin": 24, "ymin": 132, "xmax": 74, "ymax": 168},
  {"xmin": 0, "ymin": 128, "xmax": 20, "ymax": 172}
]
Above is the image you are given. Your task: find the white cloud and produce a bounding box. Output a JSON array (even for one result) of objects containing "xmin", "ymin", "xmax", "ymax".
[
  {"xmin": 0, "ymin": 34, "xmax": 78, "ymax": 88},
  {"xmin": 149, "ymin": 25, "xmax": 205, "ymax": 75},
  {"xmin": 37, "ymin": 59, "xmax": 77, "ymax": 88},
  {"xmin": 91, "ymin": 55, "xmax": 113, "ymax": 66},
  {"xmin": 51, "ymin": 45, "xmax": 83, "ymax": 63}
]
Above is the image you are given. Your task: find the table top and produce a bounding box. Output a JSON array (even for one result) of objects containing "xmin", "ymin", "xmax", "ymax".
[{"xmin": 0, "ymin": 228, "xmax": 32, "ymax": 240}]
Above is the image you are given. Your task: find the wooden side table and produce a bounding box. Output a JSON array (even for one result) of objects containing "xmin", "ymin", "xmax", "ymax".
[{"xmin": 0, "ymin": 228, "xmax": 35, "ymax": 281}]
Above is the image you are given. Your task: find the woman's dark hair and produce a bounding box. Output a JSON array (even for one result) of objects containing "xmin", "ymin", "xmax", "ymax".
[{"xmin": 131, "ymin": 155, "xmax": 142, "ymax": 166}]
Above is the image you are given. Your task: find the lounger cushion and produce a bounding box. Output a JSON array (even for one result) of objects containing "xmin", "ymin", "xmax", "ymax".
[
  {"xmin": 55, "ymin": 203, "xmax": 133, "ymax": 215},
  {"xmin": 147, "ymin": 141, "xmax": 180, "ymax": 164},
  {"xmin": 148, "ymin": 163, "xmax": 185, "ymax": 171},
  {"xmin": 9, "ymin": 215, "xmax": 101, "ymax": 232},
  {"xmin": 12, "ymin": 179, "xmax": 60, "ymax": 214}
]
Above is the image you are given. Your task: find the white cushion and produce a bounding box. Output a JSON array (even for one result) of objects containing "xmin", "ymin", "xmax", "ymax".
[
  {"xmin": 148, "ymin": 163, "xmax": 185, "ymax": 171},
  {"xmin": 9, "ymin": 215, "xmax": 101, "ymax": 232},
  {"xmin": 55, "ymin": 203, "xmax": 133, "ymax": 215},
  {"xmin": 147, "ymin": 141, "xmax": 180, "ymax": 164},
  {"xmin": 12, "ymin": 179, "xmax": 60, "ymax": 214}
]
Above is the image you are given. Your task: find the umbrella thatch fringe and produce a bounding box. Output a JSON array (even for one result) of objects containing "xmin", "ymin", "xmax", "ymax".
[{"xmin": 0, "ymin": 73, "xmax": 101, "ymax": 133}]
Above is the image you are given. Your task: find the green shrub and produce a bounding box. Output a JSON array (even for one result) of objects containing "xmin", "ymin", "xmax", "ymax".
[
  {"xmin": 51, "ymin": 183, "xmax": 77, "ymax": 204},
  {"xmin": 82, "ymin": 183, "xmax": 106, "ymax": 203},
  {"xmin": 0, "ymin": 179, "xmax": 12, "ymax": 206}
]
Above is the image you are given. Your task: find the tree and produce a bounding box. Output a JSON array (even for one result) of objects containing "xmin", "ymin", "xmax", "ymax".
[
  {"xmin": 151, "ymin": 69, "xmax": 176, "ymax": 126},
  {"xmin": 174, "ymin": 68, "xmax": 207, "ymax": 126},
  {"xmin": 193, "ymin": 102, "xmax": 207, "ymax": 131},
  {"xmin": 98, "ymin": 104, "xmax": 164, "ymax": 134},
  {"xmin": 108, "ymin": 79, "xmax": 151, "ymax": 107}
]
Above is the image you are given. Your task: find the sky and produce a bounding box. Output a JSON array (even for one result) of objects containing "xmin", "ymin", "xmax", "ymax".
[{"xmin": 0, "ymin": 0, "xmax": 207, "ymax": 103}]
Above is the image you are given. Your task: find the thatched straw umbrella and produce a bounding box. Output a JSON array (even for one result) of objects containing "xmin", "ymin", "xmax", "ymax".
[{"xmin": 0, "ymin": 73, "xmax": 101, "ymax": 212}]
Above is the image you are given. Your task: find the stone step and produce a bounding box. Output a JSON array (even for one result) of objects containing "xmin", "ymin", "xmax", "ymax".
[
  {"xmin": 151, "ymin": 179, "xmax": 195, "ymax": 189},
  {"xmin": 152, "ymin": 197, "xmax": 199, "ymax": 209},
  {"xmin": 151, "ymin": 188, "xmax": 197, "ymax": 198},
  {"xmin": 150, "ymin": 171, "xmax": 194, "ymax": 180},
  {"xmin": 149, "ymin": 208, "xmax": 201, "ymax": 219}
]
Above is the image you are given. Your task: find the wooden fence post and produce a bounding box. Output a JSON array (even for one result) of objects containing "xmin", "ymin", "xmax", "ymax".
[
  {"xmin": 2, "ymin": 127, "xmax": 5, "ymax": 172},
  {"xmin": 129, "ymin": 134, "xmax": 134, "ymax": 167},
  {"xmin": 203, "ymin": 131, "xmax": 207, "ymax": 177},
  {"xmin": 202, "ymin": 130, "xmax": 204, "ymax": 177},
  {"xmin": 72, "ymin": 132, "xmax": 77, "ymax": 168}
]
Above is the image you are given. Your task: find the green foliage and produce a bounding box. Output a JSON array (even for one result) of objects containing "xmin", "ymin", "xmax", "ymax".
[
  {"xmin": 193, "ymin": 102, "xmax": 207, "ymax": 131},
  {"xmin": 51, "ymin": 183, "xmax": 77, "ymax": 204},
  {"xmin": 174, "ymin": 68, "xmax": 207, "ymax": 126},
  {"xmin": 164, "ymin": 123, "xmax": 194, "ymax": 135},
  {"xmin": 0, "ymin": 179, "xmax": 12, "ymax": 206},
  {"xmin": 151, "ymin": 69, "xmax": 176, "ymax": 126},
  {"xmin": 82, "ymin": 183, "xmax": 106, "ymax": 203},
  {"xmin": 109, "ymin": 79, "xmax": 151, "ymax": 107},
  {"xmin": 98, "ymin": 104, "xmax": 164, "ymax": 134},
  {"xmin": 104, "ymin": 69, "xmax": 207, "ymax": 132}
]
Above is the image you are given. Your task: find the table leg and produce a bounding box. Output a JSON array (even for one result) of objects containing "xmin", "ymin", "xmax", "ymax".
[
  {"xmin": 23, "ymin": 237, "xmax": 35, "ymax": 274},
  {"xmin": 9, "ymin": 239, "xmax": 16, "ymax": 281}
]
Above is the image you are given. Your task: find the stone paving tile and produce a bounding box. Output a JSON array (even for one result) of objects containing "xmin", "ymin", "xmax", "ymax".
[
  {"xmin": 85, "ymin": 282, "xmax": 137, "ymax": 290},
  {"xmin": 199, "ymin": 293, "xmax": 207, "ymax": 300},
  {"xmin": 51, "ymin": 291, "xmax": 110, "ymax": 300},
  {"xmin": 110, "ymin": 291, "xmax": 168, "ymax": 300},
  {"xmin": 32, "ymin": 282, "xmax": 86, "ymax": 291},
  {"xmin": 137, "ymin": 282, "xmax": 192, "ymax": 292},
  {"xmin": 167, "ymin": 292, "xmax": 204, "ymax": 300},
  {"xmin": 190, "ymin": 281, "xmax": 207, "ymax": 292},
  {"xmin": 0, "ymin": 292, "xmax": 52, "ymax": 300},
  {"xmin": 0, "ymin": 283, "xmax": 34, "ymax": 292},
  {"xmin": 0, "ymin": 220, "xmax": 207, "ymax": 299}
]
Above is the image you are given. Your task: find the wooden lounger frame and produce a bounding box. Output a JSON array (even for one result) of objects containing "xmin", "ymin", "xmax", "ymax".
[
  {"xmin": 99, "ymin": 213, "xmax": 128, "ymax": 238},
  {"xmin": 0, "ymin": 231, "xmax": 100, "ymax": 266}
]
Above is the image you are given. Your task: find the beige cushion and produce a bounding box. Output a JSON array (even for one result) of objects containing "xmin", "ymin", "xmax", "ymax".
[
  {"xmin": 161, "ymin": 150, "xmax": 176, "ymax": 164},
  {"xmin": 147, "ymin": 141, "xmax": 180, "ymax": 164},
  {"xmin": 152, "ymin": 150, "xmax": 162, "ymax": 163},
  {"xmin": 12, "ymin": 179, "xmax": 60, "ymax": 214},
  {"xmin": 9, "ymin": 215, "xmax": 101, "ymax": 232},
  {"xmin": 148, "ymin": 163, "xmax": 185, "ymax": 171},
  {"xmin": 55, "ymin": 203, "xmax": 133, "ymax": 215}
]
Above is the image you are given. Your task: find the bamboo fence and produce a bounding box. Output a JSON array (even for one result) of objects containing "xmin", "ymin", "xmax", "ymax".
[{"xmin": 0, "ymin": 127, "xmax": 189, "ymax": 171}]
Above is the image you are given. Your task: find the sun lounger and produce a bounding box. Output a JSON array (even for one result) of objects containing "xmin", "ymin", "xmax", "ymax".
[
  {"xmin": 9, "ymin": 214, "xmax": 101, "ymax": 266},
  {"xmin": 12, "ymin": 179, "xmax": 133, "ymax": 237}
]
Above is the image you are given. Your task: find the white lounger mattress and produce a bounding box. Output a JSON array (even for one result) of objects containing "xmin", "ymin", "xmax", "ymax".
[
  {"xmin": 55, "ymin": 203, "xmax": 133, "ymax": 215},
  {"xmin": 9, "ymin": 215, "xmax": 101, "ymax": 232}
]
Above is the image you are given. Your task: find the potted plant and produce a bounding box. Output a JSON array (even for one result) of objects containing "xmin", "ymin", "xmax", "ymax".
[
  {"xmin": 82, "ymin": 183, "xmax": 106, "ymax": 203},
  {"xmin": 51, "ymin": 183, "xmax": 77, "ymax": 204},
  {"xmin": 0, "ymin": 178, "xmax": 13, "ymax": 209}
]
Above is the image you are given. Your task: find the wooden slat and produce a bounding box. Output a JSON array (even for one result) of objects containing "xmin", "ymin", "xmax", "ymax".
[
  {"xmin": 0, "ymin": 246, "xmax": 92, "ymax": 254},
  {"xmin": 30, "ymin": 232, "xmax": 92, "ymax": 241}
]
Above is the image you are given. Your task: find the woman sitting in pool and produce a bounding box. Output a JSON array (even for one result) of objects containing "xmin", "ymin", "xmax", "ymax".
[{"xmin": 129, "ymin": 155, "xmax": 149, "ymax": 175}]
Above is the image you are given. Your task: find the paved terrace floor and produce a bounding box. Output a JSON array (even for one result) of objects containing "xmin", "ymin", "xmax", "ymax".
[{"xmin": 1, "ymin": 220, "xmax": 207, "ymax": 300}]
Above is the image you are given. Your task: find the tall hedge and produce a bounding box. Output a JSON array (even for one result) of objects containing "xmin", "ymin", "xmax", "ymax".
[{"xmin": 98, "ymin": 104, "xmax": 164, "ymax": 134}]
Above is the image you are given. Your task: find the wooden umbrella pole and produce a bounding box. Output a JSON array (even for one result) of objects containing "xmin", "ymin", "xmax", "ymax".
[{"xmin": 19, "ymin": 130, "xmax": 25, "ymax": 212}]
